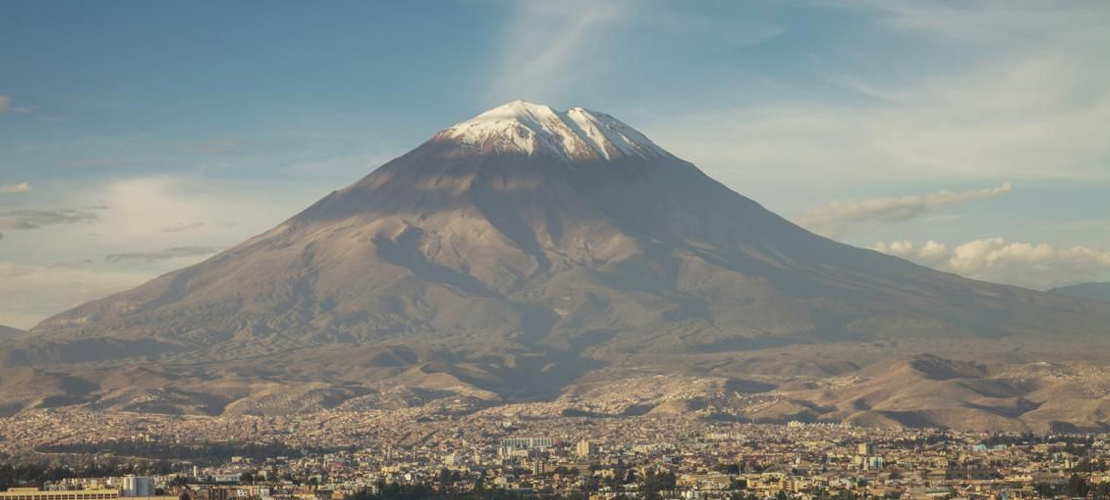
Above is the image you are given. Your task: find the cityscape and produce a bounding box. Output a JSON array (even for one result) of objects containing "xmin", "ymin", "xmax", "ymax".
[
  {"xmin": 3, "ymin": 2, "xmax": 1110, "ymax": 500},
  {"xmin": 4, "ymin": 408, "xmax": 1110, "ymax": 500}
]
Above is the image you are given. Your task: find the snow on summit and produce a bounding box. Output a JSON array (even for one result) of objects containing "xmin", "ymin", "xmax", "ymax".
[{"xmin": 440, "ymin": 100, "xmax": 672, "ymax": 161}]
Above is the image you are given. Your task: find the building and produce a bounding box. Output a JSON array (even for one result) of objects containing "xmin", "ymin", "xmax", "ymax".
[
  {"xmin": 576, "ymin": 439, "xmax": 597, "ymax": 458},
  {"xmin": 0, "ymin": 489, "xmax": 120, "ymax": 500},
  {"xmin": 500, "ymin": 437, "xmax": 553, "ymax": 450},
  {"xmin": 121, "ymin": 478, "xmax": 151, "ymax": 498}
]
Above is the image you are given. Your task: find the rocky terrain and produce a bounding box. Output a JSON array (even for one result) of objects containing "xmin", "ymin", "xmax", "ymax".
[{"xmin": 2, "ymin": 101, "xmax": 1110, "ymax": 431}]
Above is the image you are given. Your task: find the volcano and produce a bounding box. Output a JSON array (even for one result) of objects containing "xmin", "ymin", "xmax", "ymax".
[{"xmin": 7, "ymin": 101, "xmax": 1110, "ymax": 429}]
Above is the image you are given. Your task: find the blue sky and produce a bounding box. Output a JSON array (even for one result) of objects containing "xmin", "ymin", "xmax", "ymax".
[{"xmin": 1, "ymin": 0, "xmax": 1109, "ymax": 327}]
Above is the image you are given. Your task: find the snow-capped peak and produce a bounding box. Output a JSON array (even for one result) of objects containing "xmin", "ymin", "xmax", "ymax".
[{"xmin": 439, "ymin": 100, "xmax": 673, "ymax": 161}]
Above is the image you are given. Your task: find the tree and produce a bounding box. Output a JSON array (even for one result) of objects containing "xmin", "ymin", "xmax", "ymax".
[
  {"xmin": 1065, "ymin": 474, "xmax": 1089, "ymax": 498},
  {"xmin": 438, "ymin": 468, "xmax": 456, "ymax": 494},
  {"xmin": 1092, "ymin": 481, "xmax": 1110, "ymax": 500}
]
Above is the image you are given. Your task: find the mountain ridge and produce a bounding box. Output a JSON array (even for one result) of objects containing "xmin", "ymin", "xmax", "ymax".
[
  {"xmin": 0, "ymin": 325, "xmax": 23, "ymax": 340},
  {"xmin": 1050, "ymin": 282, "xmax": 1110, "ymax": 302}
]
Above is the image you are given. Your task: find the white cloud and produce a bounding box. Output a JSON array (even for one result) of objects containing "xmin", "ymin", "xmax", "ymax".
[
  {"xmin": 917, "ymin": 240, "xmax": 950, "ymax": 264},
  {"xmin": 0, "ymin": 96, "xmax": 10, "ymax": 114},
  {"xmin": 872, "ymin": 237, "xmax": 1110, "ymax": 289},
  {"xmin": 0, "ymin": 182, "xmax": 32, "ymax": 193},
  {"xmin": 798, "ymin": 182, "xmax": 1011, "ymax": 237},
  {"xmin": 83, "ymin": 175, "xmax": 315, "ymax": 249},
  {"xmin": 873, "ymin": 240, "xmax": 913, "ymax": 257}
]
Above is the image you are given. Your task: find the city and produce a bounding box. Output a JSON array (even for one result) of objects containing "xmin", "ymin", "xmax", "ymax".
[{"xmin": 3, "ymin": 405, "xmax": 1110, "ymax": 500}]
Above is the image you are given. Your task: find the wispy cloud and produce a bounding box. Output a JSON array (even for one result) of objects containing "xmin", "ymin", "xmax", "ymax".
[
  {"xmin": 645, "ymin": 2, "xmax": 1110, "ymax": 192},
  {"xmin": 798, "ymin": 182, "xmax": 1011, "ymax": 237},
  {"xmin": 159, "ymin": 221, "xmax": 205, "ymax": 233},
  {"xmin": 0, "ymin": 209, "xmax": 99, "ymax": 231},
  {"xmin": 0, "ymin": 182, "xmax": 33, "ymax": 194},
  {"xmin": 487, "ymin": 1, "xmax": 628, "ymax": 103},
  {"xmin": 0, "ymin": 96, "xmax": 10, "ymax": 114},
  {"xmin": 105, "ymin": 246, "xmax": 222, "ymax": 264}
]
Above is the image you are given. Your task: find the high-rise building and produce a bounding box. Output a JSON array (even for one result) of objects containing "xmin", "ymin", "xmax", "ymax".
[
  {"xmin": 576, "ymin": 439, "xmax": 596, "ymax": 458},
  {"xmin": 120, "ymin": 478, "xmax": 151, "ymax": 498}
]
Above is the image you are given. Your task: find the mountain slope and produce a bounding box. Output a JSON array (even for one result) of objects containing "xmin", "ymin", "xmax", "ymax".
[
  {"xmin": 0, "ymin": 325, "xmax": 23, "ymax": 340},
  {"xmin": 1051, "ymin": 282, "xmax": 1110, "ymax": 302},
  {"xmin": 7, "ymin": 101, "xmax": 1110, "ymax": 428}
]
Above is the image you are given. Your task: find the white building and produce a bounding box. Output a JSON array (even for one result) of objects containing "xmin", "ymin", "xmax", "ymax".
[{"xmin": 121, "ymin": 477, "xmax": 151, "ymax": 498}]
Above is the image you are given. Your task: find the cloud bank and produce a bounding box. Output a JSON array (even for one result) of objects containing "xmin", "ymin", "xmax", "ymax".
[{"xmin": 873, "ymin": 238, "xmax": 1110, "ymax": 289}]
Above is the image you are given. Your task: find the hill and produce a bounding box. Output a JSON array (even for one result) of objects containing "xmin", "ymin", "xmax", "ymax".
[
  {"xmin": 1050, "ymin": 282, "xmax": 1110, "ymax": 302},
  {"xmin": 0, "ymin": 325, "xmax": 23, "ymax": 340}
]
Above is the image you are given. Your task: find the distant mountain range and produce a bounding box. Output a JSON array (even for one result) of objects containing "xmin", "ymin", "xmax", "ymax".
[
  {"xmin": 2, "ymin": 101, "xmax": 1110, "ymax": 431},
  {"xmin": 0, "ymin": 325, "xmax": 23, "ymax": 340},
  {"xmin": 1051, "ymin": 282, "xmax": 1110, "ymax": 302}
]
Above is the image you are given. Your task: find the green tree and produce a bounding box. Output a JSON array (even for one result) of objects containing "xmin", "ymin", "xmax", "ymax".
[{"xmin": 1065, "ymin": 474, "xmax": 1089, "ymax": 498}]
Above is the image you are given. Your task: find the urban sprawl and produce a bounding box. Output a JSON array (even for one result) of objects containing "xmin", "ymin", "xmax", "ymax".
[{"xmin": 3, "ymin": 407, "xmax": 1110, "ymax": 500}]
